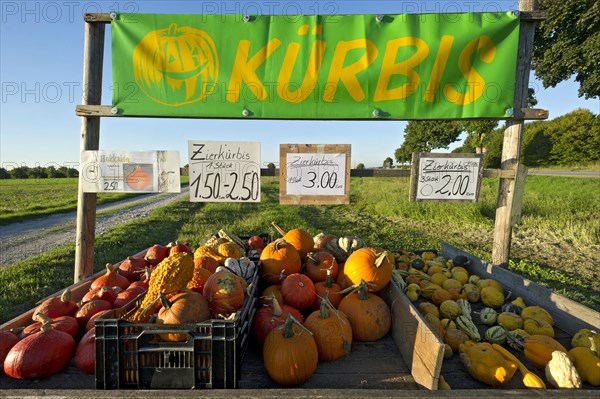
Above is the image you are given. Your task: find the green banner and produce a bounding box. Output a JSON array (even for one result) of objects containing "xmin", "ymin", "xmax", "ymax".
[{"xmin": 112, "ymin": 13, "xmax": 519, "ymax": 119}]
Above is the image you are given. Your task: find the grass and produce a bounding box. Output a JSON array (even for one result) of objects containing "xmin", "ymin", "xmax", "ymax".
[
  {"xmin": 0, "ymin": 176, "xmax": 190, "ymax": 225},
  {"xmin": 0, "ymin": 175, "xmax": 598, "ymax": 323}
]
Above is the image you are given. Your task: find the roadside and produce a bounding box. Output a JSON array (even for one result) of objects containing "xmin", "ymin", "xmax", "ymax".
[
  {"xmin": 527, "ymin": 169, "xmax": 599, "ymax": 178},
  {"xmin": 0, "ymin": 187, "xmax": 189, "ymax": 267}
]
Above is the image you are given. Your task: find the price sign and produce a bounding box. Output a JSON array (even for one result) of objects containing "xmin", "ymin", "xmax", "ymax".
[
  {"xmin": 81, "ymin": 150, "xmax": 180, "ymax": 193},
  {"xmin": 280, "ymin": 144, "xmax": 350, "ymax": 205},
  {"xmin": 410, "ymin": 153, "xmax": 484, "ymax": 202},
  {"xmin": 188, "ymin": 141, "xmax": 261, "ymax": 202}
]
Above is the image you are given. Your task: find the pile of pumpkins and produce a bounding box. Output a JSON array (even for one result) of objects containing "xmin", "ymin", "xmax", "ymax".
[
  {"xmin": 252, "ymin": 224, "xmax": 396, "ymax": 387},
  {"xmin": 391, "ymin": 251, "xmax": 600, "ymax": 390},
  {"xmin": 0, "ymin": 231, "xmax": 261, "ymax": 381}
]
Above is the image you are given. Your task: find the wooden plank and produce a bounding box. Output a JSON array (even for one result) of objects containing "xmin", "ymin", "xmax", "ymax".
[
  {"xmin": 84, "ymin": 13, "xmax": 112, "ymax": 23},
  {"xmin": 74, "ymin": 20, "xmax": 105, "ymax": 282},
  {"xmin": 381, "ymin": 281, "xmax": 444, "ymax": 390},
  {"xmin": 492, "ymin": 0, "xmax": 539, "ymax": 268},
  {"xmin": 518, "ymin": 10, "xmax": 548, "ymax": 21},
  {"xmin": 442, "ymin": 243, "xmax": 600, "ymax": 334},
  {"xmin": 515, "ymin": 108, "xmax": 549, "ymax": 120},
  {"xmin": 482, "ymin": 169, "xmax": 516, "ymax": 179},
  {"xmin": 510, "ymin": 164, "xmax": 528, "ymax": 225}
]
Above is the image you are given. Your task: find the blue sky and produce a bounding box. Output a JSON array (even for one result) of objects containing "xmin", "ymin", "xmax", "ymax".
[{"xmin": 1, "ymin": 1, "xmax": 598, "ymax": 170}]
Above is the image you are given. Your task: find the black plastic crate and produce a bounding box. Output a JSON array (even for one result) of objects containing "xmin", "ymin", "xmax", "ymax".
[{"xmin": 95, "ymin": 265, "xmax": 260, "ymax": 389}]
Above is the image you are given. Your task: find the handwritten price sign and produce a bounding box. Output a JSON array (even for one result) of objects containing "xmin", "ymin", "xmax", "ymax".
[
  {"xmin": 410, "ymin": 153, "xmax": 484, "ymax": 202},
  {"xmin": 280, "ymin": 144, "xmax": 350, "ymax": 205},
  {"xmin": 188, "ymin": 141, "xmax": 261, "ymax": 202}
]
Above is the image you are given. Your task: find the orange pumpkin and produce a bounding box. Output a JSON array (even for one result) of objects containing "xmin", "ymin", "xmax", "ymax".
[
  {"xmin": 338, "ymin": 280, "xmax": 391, "ymax": 342},
  {"xmin": 133, "ymin": 23, "xmax": 218, "ymax": 106},
  {"xmin": 272, "ymin": 223, "xmax": 314, "ymax": 261},
  {"xmin": 156, "ymin": 291, "xmax": 210, "ymax": 341},
  {"xmin": 259, "ymin": 239, "xmax": 301, "ymax": 284},
  {"xmin": 304, "ymin": 251, "xmax": 338, "ymax": 283},
  {"xmin": 263, "ymin": 314, "xmax": 318, "ymax": 387},
  {"xmin": 304, "ymin": 295, "xmax": 352, "ymax": 362},
  {"xmin": 202, "ymin": 271, "xmax": 246, "ymax": 317},
  {"xmin": 340, "ymin": 248, "xmax": 393, "ymax": 293},
  {"xmin": 193, "ymin": 255, "xmax": 220, "ymax": 273},
  {"xmin": 311, "ymin": 268, "xmax": 343, "ymax": 310},
  {"xmin": 260, "ymin": 284, "xmax": 284, "ymax": 306}
]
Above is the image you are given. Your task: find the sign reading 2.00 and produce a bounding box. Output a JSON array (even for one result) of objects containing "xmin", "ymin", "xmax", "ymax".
[{"xmin": 188, "ymin": 141, "xmax": 261, "ymax": 202}]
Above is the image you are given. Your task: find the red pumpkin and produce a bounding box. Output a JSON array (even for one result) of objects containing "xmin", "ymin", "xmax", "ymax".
[
  {"xmin": 304, "ymin": 295, "xmax": 353, "ymax": 361},
  {"xmin": 340, "ymin": 248, "xmax": 393, "ymax": 293},
  {"xmin": 32, "ymin": 288, "xmax": 78, "ymax": 320},
  {"xmin": 156, "ymin": 291, "xmax": 210, "ymax": 341},
  {"xmin": 263, "ymin": 314, "xmax": 318, "ymax": 387},
  {"xmin": 259, "ymin": 239, "xmax": 301, "ymax": 284},
  {"xmin": 113, "ymin": 286, "xmax": 145, "ymax": 308},
  {"xmin": 202, "ymin": 271, "xmax": 246, "ymax": 317},
  {"xmin": 311, "ymin": 268, "xmax": 344, "ymax": 310},
  {"xmin": 272, "ymin": 223, "xmax": 314, "ymax": 261},
  {"xmin": 117, "ymin": 256, "xmax": 148, "ymax": 282},
  {"xmin": 75, "ymin": 299, "xmax": 113, "ymax": 328},
  {"xmin": 0, "ymin": 331, "xmax": 19, "ymax": 375},
  {"xmin": 338, "ymin": 280, "xmax": 391, "ymax": 342},
  {"xmin": 90, "ymin": 263, "xmax": 130, "ymax": 291},
  {"xmin": 168, "ymin": 241, "xmax": 192, "ymax": 255},
  {"xmin": 20, "ymin": 315, "xmax": 79, "ymax": 339},
  {"xmin": 144, "ymin": 244, "xmax": 169, "ymax": 266},
  {"xmin": 4, "ymin": 314, "xmax": 75, "ymax": 379},
  {"xmin": 75, "ymin": 328, "xmax": 96, "ymax": 374},
  {"xmin": 253, "ymin": 294, "xmax": 304, "ymax": 346},
  {"xmin": 81, "ymin": 286, "xmax": 121, "ymax": 304},
  {"xmin": 305, "ymin": 251, "xmax": 338, "ymax": 283},
  {"xmin": 248, "ymin": 235, "xmax": 265, "ymax": 251},
  {"xmin": 281, "ymin": 273, "xmax": 316, "ymax": 310},
  {"xmin": 85, "ymin": 311, "xmax": 109, "ymax": 332}
]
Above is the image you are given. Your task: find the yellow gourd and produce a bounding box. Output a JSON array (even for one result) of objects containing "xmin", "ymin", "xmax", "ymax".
[
  {"xmin": 439, "ymin": 300, "xmax": 462, "ymax": 320},
  {"xmin": 480, "ymin": 286, "xmax": 504, "ymax": 308},
  {"xmin": 568, "ymin": 344, "xmax": 600, "ymax": 386},
  {"xmin": 459, "ymin": 341, "xmax": 517, "ymax": 386},
  {"xmin": 523, "ymin": 317, "xmax": 554, "ymax": 337},
  {"xmin": 520, "ymin": 334, "xmax": 569, "ymax": 369},
  {"xmin": 571, "ymin": 329, "xmax": 600, "ymax": 353},
  {"xmin": 492, "ymin": 343, "xmax": 546, "ymax": 388},
  {"xmin": 521, "ymin": 306, "xmax": 554, "ymax": 326},
  {"xmin": 418, "ymin": 302, "xmax": 439, "ymax": 318},
  {"xmin": 497, "ymin": 312, "xmax": 524, "ymax": 331},
  {"xmin": 477, "ymin": 279, "xmax": 504, "ymax": 295},
  {"xmin": 462, "ymin": 283, "xmax": 480, "ymax": 303}
]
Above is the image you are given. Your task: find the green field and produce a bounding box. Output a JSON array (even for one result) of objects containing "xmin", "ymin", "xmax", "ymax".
[
  {"xmin": 0, "ymin": 176, "xmax": 190, "ymax": 225},
  {"xmin": 0, "ymin": 175, "xmax": 598, "ymax": 323}
]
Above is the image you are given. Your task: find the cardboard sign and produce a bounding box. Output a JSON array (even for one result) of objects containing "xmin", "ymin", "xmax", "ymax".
[
  {"xmin": 410, "ymin": 153, "xmax": 484, "ymax": 202},
  {"xmin": 81, "ymin": 150, "xmax": 180, "ymax": 193},
  {"xmin": 280, "ymin": 144, "xmax": 350, "ymax": 205},
  {"xmin": 188, "ymin": 140, "xmax": 261, "ymax": 202}
]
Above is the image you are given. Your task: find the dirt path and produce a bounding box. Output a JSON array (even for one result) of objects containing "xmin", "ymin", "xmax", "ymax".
[{"xmin": 0, "ymin": 187, "xmax": 189, "ymax": 267}]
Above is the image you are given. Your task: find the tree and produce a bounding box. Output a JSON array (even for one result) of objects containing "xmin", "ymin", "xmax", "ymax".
[
  {"xmin": 383, "ymin": 157, "xmax": 393, "ymax": 168},
  {"xmin": 0, "ymin": 168, "xmax": 9, "ymax": 179},
  {"xmin": 10, "ymin": 166, "xmax": 29, "ymax": 179},
  {"xmin": 461, "ymin": 120, "xmax": 500, "ymax": 153},
  {"xmin": 394, "ymin": 121, "xmax": 463, "ymax": 164},
  {"xmin": 532, "ymin": 0, "xmax": 600, "ymax": 99},
  {"xmin": 547, "ymin": 108, "xmax": 600, "ymax": 165},
  {"xmin": 356, "ymin": 163, "xmax": 365, "ymax": 170}
]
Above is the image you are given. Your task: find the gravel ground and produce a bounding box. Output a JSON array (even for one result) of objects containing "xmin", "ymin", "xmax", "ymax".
[{"xmin": 0, "ymin": 187, "xmax": 189, "ymax": 267}]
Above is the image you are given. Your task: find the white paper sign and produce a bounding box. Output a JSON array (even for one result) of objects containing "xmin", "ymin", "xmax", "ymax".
[
  {"xmin": 81, "ymin": 150, "xmax": 180, "ymax": 193},
  {"xmin": 285, "ymin": 153, "xmax": 346, "ymax": 196},
  {"xmin": 188, "ymin": 140, "xmax": 261, "ymax": 202},
  {"xmin": 415, "ymin": 155, "xmax": 482, "ymax": 201}
]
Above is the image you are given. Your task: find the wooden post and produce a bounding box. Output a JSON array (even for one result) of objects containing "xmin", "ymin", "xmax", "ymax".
[
  {"xmin": 492, "ymin": 0, "xmax": 538, "ymax": 267},
  {"xmin": 74, "ymin": 21, "xmax": 105, "ymax": 282}
]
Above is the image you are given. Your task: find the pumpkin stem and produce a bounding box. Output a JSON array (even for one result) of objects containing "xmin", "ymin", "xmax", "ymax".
[
  {"xmin": 375, "ymin": 251, "xmax": 390, "ymax": 268},
  {"xmin": 267, "ymin": 294, "xmax": 283, "ymax": 317},
  {"xmin": 282, "ymin": 313, "xmax": 313, "ymax": 339},
  {"xmin": 271, "ymin": 222, "xmax": 286, "ymax": 237},
  {"xmin": 590, "ymin": 337, "xmax": 599, "ymax": 357},
  {"xmin": 324, "ymin": 268, "xmax": 333, "ymax": 288},
  {"xmin": 306, "ymin": 252, "xmax": 318, "ymax": 264},
  {"xmin": 158, "ymin": 292, "xmax": 173, "ymax": 310},
  {"xmin": 356, "ymin": 279, "xmax": 370, "ymax": 300},
  {"xmin": 60, "ymin": 288, "xmax": 72, "ymax": 302},
  {"xmin": 167, "ymin": 23, "xmax": 179, "ymax": 36},
  {"xmin": 34, "ymin": 313, "xmax": 53, "ymax": 331},
  {"xmin": 319, "ymin": 293, "xmax": 332, "ymax": 319},
  {"xmin": 105, "ymin": 263, "xmax": 116, "ymax": 274}
]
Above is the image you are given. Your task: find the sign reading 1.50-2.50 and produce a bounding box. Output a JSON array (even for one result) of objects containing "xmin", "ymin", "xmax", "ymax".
[{"xmin": 188, "ymin": 141, "xmax": 261, "ymax": 202}]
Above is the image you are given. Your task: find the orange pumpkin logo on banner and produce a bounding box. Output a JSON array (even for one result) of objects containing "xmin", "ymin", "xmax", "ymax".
[{"xmin": 133, "ymin": 23, "xmax": 219, "ymax": 106}]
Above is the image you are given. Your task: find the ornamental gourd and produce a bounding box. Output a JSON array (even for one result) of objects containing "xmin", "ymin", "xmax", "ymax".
[
  {"xmin": 459, "ymin": 341, "xmax": 517, "ymax": 386},
  {"xmin": 341, "ymin": 248, "xmax": 393, "ymax": 293},
  {"xmin": 263, "ymin": 314, "xmax": 318, "ymax": 387},
  {"xmin": 338, "ymin": 280, "xmax": 391, "ymax": 342},
  {"xmin": 4, "ymin": 314, "xmax": 76, "ymax": 380},
  {"xmin": 304, "ymin": 295, "xmax": 352, "ymax": 362},
  {"xmin": 508, "ymin": 332, "xmax": 569, "ymax": 369},
  {"xmin": 568, "ymin": 339, "xmax": 600, "ymax": 386},
  {"xmin": 259, "ymin": 239, "xmax": 301, "ymax": 284}
]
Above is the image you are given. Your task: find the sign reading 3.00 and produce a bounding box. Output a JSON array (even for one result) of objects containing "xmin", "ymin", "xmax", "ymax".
[
  {"xmin": 188, "ymin": 141, "xmax": 261, "ymax": 202},
  {"xmin": 286, "ymin": 153, "xmax": 345, "ymax": 196}
]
